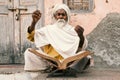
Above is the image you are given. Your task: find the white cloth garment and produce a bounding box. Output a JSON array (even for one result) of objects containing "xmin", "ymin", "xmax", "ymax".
[
  {"xmin": 24, "ymin": 48, "xmax": 48, "ymax": 71},
  {"xmin": 35, "ymin": 23, "xmax": 80, "ymax": 59}
]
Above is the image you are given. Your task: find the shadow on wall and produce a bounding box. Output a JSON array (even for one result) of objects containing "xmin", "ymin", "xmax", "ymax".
[{"xmin": 87, "ymin": 12, "xmax": 120, "ymax": 69}]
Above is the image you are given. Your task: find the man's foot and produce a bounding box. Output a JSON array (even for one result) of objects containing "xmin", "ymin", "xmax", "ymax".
[{"xmin": 90, "ymin": 58, "xmax": 94, "ymax": 66}]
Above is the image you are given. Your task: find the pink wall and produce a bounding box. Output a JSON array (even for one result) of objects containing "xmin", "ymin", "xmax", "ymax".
[{"xmin": 44, "ymin": 0, "xmax": 120, "ymax": 35}]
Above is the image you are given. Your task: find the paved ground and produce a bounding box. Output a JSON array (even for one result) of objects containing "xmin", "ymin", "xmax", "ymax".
[{"xmin": 0, "ymin": 65, "xmax": 120, "ymax": 80}]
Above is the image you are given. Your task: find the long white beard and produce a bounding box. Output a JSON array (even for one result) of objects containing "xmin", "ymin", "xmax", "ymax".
[{"xmin": 55, "ymin": 19, "xmax": 67, "ymax": 28}]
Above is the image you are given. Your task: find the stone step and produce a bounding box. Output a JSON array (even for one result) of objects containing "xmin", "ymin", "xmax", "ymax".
[{"xmin": 0, "ymin": 65, "xmax": 24, "ymax": 74}]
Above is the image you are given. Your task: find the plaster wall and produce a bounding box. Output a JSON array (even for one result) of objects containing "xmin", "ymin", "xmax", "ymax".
[{"xmin": 44, "ymin": 0, "xmax": 120, "ymax": 35}]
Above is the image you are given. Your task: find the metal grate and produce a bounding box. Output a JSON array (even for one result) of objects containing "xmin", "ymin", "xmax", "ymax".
[{"xmin": 64, "ymin": 0, "xmax": 94, "ymax": 13}]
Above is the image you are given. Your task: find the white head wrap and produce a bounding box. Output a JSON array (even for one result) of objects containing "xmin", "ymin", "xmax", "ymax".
[{"xmin": 51, "ymin": 4, "xmax": 71, "ymax": 23}]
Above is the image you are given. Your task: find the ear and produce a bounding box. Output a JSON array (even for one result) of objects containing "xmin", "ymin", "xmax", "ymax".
[{"xmin": 54, "ymin": 14, "xmax": 57, "ymax": 20}]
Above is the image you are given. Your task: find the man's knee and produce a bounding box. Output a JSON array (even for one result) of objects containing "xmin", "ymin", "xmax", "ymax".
[{"xmin": 24, "ymin": 48, "xmax": 33, "ymax": 58}]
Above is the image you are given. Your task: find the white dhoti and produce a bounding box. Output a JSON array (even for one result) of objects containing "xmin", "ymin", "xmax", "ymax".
[{"xmin": 24, "ymin": 48, "xmax": 48, "ymax": 71}]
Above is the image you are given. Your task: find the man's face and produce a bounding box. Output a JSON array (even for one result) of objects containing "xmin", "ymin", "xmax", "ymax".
[{"xmin": 54, "ymin": 9, "xmax": 67, "ymax": 21}]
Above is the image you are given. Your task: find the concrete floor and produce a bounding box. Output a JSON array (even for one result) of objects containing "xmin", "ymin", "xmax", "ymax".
[{"xmin": 0, "ymin": 65, "xmax": 120, "ymax": 80}]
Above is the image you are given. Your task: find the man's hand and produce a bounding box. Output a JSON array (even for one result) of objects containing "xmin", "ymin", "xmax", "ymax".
[
  {"xmin": 28, "ymin": 10, "xmax": 41, "ymax": 33},
  {"xmin": 75, "ymin": 25, "xmax": 84, "ymax": 36},
  {"xmin": 32, "ymin": 10, "xmax": 41, "ymax": 24}
]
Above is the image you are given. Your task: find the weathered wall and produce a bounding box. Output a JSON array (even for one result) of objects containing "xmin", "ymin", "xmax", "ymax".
[
  {"xmin": 87, "ymin": 13, "xmax": 120, "ymax": 69},
  {"xmin": 44, "ymin": 0, "xmax": 120, "ymax": 35}
]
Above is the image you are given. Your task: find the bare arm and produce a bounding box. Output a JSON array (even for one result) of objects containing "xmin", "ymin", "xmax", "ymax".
[
  {"xmin": 28, "ymin": 10, "xmax": 41, "ymax": 33},
  {"xmin": 74, "ymin": 25, "xmax": 85, "ymax": 50}
]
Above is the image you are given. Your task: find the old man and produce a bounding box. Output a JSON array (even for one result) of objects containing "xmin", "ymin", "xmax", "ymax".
[{"xmin": 24, "ymin": 4, "xmax": 92, "ymax": 73}]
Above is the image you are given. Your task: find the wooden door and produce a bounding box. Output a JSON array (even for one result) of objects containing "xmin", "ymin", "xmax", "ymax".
[
  {"xmin": 0, "ymin": 0, "xmax": 14, "ymax": 64},
  {"xmin": 0, "ymin": 0, "xmax": 44, "ymax": 64}
]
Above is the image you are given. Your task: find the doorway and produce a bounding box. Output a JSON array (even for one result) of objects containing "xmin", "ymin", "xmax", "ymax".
[{"xmin": 0, "ymin": 0, "xmax": 44, "ymax": 64}]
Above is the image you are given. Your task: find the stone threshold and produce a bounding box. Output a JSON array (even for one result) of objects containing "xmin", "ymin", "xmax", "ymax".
[
  {"xmin": 0, "ymin": 64, "xmax": 24, "ymax": 74},
  {"xmin": 0, "ymin": 64, "xmax": 24, "ymax": 68}
]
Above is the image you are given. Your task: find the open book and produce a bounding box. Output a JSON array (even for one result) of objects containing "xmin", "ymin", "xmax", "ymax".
[{"xmin": 28, "ymin": 48, "xmax": 92, "ymax": 70}]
